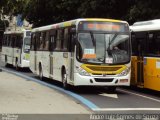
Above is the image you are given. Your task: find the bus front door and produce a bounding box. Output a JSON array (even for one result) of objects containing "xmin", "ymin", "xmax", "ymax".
[{"xmin": 136, "ymin": 39, "xmax": 144, "ymax": 87}]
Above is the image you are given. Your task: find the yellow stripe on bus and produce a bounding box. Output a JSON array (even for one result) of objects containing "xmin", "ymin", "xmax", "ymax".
[
  {"xmin": 63, "ymin": 22, "xmax": 72, "ymax": 27},
  {"xmin": 85, "ymin": 18, "xmax": 121, "ymax": 23}
]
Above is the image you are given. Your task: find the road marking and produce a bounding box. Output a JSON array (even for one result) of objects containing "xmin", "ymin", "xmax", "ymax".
[
  {"xmin": 0, "ymin": 67, "xmax": 99, "ymax": 111},
  {"xmin": 118, "ymin": 88, "xmax": 160, "ymax": 103},
  {"xmin": 93, "ymin": 108, "xmax": 160, "ymax": 111},
  {"xmin": 99, "ymin": 93, "xmax": 118, "ymax": 98}
]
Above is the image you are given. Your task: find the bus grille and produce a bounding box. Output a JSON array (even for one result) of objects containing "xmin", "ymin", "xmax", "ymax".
[
  {"xmin": 87, "ymin": 66, "xmax": 121, "ymax": 71},
  {"xmin": 81, "ymin": 64, "xmax": 126, "ymax": 75},
  {"xmin": 94, "ymin": 78, "xmax": 113, "ymax": 82}
]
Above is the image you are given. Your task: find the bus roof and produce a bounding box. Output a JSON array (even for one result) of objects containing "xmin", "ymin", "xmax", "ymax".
[
  {"xmin": 4, "ymin": 29, "xmax": 31, "ymax": 34},
  {"xmin": 32, "ymin": 18, "xmax": 128, "ymax": 32},
  {"xmin": 130, "ymin": 19, "xmax": 160, "ymax": 32}
]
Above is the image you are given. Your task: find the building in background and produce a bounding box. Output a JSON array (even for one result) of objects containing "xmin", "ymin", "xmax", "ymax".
[{"xmin": 5, "ymin": 14, "xmax": 32, "ymax": 32}]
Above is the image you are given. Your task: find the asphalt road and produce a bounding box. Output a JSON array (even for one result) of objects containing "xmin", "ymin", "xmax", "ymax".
[{"xmin": 0, "ymin": 60, "xmax": 160, "ymax": 115}]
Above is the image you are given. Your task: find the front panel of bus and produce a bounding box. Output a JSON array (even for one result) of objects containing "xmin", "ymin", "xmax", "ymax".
[
  {"xmin": 20, "ymin": 31, "xmax": 31, "ymax": 67},
  {"xmin": 73, "ymin": 21, "xmax": 131, "ymax": 86}
]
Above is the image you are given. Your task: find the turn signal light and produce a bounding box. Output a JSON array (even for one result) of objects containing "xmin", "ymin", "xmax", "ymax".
[{"xmin": 120, "ymin": 79, "xmax": 128, "ymax": 83}]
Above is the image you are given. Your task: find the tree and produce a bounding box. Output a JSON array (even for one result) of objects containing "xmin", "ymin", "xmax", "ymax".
[
  {"xmin": 127, "ymin": 0, "xmax": 160, "ymax": 24},
  {"xmin": 1, "ymin": 0, "xmax": 160, "ymax": 27},
  {"xmin": 78, "ymin": 0, "xmax": 133, "ymax": 20},
  {"xmin": 23, "ymin": 0, "xmax": 82, "ymax": 27}
]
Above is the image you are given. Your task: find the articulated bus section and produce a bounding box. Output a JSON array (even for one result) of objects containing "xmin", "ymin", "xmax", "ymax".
[
  {"xmin": 131, "ymin": 56, "xmax": 160, "ymax": 91},
  {"xmin": 130, "ymin": 19, "xmax": 160, "ymax": 91}
]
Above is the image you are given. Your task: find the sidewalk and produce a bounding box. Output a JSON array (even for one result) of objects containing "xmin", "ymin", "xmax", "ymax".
[{"xmin": 0, "ymin": 71, "xmax": 91, "ymax": 114}]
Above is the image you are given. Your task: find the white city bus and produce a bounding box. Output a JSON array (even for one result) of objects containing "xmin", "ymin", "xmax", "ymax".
[
  {"xmin": 1, "ymin": 29, "xmax": 31, "ymax": 70},
  {"xmin": 30, "ymin": 18, "xmax": 131, "ymax": 90}
]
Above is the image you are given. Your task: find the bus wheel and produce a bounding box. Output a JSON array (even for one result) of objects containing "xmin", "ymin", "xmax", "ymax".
[
  {"xmin": 15, "ymin": 60, "xmax": 19, "ymax": 71},
  {"xmin": 107, "ymin": 86, "xmax": 116, "ymax": 92},
  {"xmin": 4, "ymin": 55, "xmax": 8, "ymax": 67},
  {"xmin": 39, "ymin": 64, "xmax": 43, "ymax": 80},
  {"xmin": 62, "ymin": 69, "xmax": 69, "ymax": 90}
]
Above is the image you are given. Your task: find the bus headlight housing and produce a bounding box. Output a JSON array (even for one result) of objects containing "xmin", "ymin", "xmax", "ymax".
[
  {"xmin": 118, "ymin": 67, "xmax": 130, "ymax": 76},
  {"xmin": 76, "ymin": 66, "xmax": 90, "ymax": 76}
]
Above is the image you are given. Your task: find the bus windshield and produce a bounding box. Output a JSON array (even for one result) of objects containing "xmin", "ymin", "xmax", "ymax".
[
  {"xmin": 77, "ymin": 32, "xmax": 130, "ymax": 64},
  {"xmin": 24, "ymin": 37, "xmax": 31, "ymax": 53}
]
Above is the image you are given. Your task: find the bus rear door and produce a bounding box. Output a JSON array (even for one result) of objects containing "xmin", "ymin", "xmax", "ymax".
[{"xmin": 133, "ymin": 32, "xmax": 147, "ymax": 87}]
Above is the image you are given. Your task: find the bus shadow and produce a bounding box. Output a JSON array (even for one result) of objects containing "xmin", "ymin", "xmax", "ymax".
[
  {"xmin": 3, "ymin": 64, "xmax": 32, "ymax": 73},
  {"xmin": 32, "ymin": 75, "xmax": 160, "ymax": 97},
  {"xmin": 121, "ymin": 86, "xmax": 160, "ymax": 98},
  {"xmin": 34, "ymin": 76, "xmax": 121, "ymax": 95}
]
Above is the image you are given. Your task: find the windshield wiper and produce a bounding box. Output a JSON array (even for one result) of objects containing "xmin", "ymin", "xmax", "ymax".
[
  {"xmin": 107, "ymin": 36, "xmax": 111, "ymax": 55},
  {"xmin": 97, "ymin": 57, "xmax": 104, "ymax": 62},
  {"xmin": 110, "ymin": 33, "xmax": 118, "ymax": 44},
  {"xmin": 107, "ymin": 33, "xmax": 118, "ymax": 55},
  {"xmin": 90, "ymin": 31, "xmax": 96, "ymax": 47}
]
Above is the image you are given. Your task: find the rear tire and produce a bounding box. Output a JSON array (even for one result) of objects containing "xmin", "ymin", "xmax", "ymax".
[
  {"xmin": 15, "ymin": 60, "xmax": 19, "ymax": 71},
  {"xmin": 39, "ymin": 64, "xmax": 43, "ymax": 80},
  {"xmin": 62, "ymin": 69, "xmax": 69, "ymax": 90},
  {"xmin": 4, "ymin": 55, "xmax": 8, "ymax": 67}
]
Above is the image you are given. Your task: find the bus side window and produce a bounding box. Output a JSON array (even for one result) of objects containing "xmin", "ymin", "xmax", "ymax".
[
  {"xmin": 55, "ymin": 29, "xmax": 63, "ymax": 51},
  {"xmin": 16, "ymin": 35, "xmax": 21, "ymax": 48},
  {"xmin": 5, "ymin": 35, "xmax": 7, "ymax": 46},
  {"xmin": 49, "ymin": 29, "xmax": 56, "ymax": 51},
  {"xmin": 9, "ymin": 35, "xmax": 12, "ymax": 47},
  {"xmin": 12, "ymin": 35, "xmax": 16, "ymax": 48},
  {"xmin": 7, "ymin": 35, "xmax": 10, "ymax": 46},
  {"xmin": 2, "ymin": 35, "xmax": 4, "ymax": 46},
  {"xmin": 2, "ymin": 35, "xmax": 6, "ymax": 46},
  {"xmin": 31, "ymin": 33, "xmax": 36, "ymax": 50},
  {"xmin": 63, "ymin": 28, "xmax": 69, "ymax": 51},
  {"xmin": 31, "ymin": 34, "xmax": 33, "ymax": 50},
  {"xmin": 11, "ymin": 36, "xmax": 14, "ymax": 47},
  {"xmin": 44, "ymin": 31, "xmax": 49, "ymax": 51},
  {"xmin": 147, "ymin": 32, "xmax": 160, "ymax": 56},
  {"xmin": 42, "ymin": 31, "xmax": 46, "ymax": 50},
  {"xmin": 131, "ymin": 33, "xmax": 138, "ymax": 55},
  {"xmin": 36, "ymin": 32, "xmax": 41, "ymax": 50},
  {"xmin": 69, "ymin": 27, "xmax": 76, "ymax": 52},
  {"xmin": 19, "ymin": 34, "xmax": 23, "ymax": 48},
  {"xmin": 6, "ymin": 35, "xmax": 8, "ymax": 46},
  {"xmin": 39, "ymin": 32, "xmax": 44, "ymax": 50},
  {"xmin": 135, "ymin": 32, "xmax": 147, "ymax": 56},
  {"xmin": 15, "ymin": 35, "xmax": 18, "ymax": 48},
  {"xmin": 155, "ymin": 33, "xmax": 160, "ymax": 55},
  {"xmin": 60, "ymin": 29, "xmax": 64, "ymax": 50}
]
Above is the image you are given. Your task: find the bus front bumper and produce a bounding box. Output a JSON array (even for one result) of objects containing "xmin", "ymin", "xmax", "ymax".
[
  {"xmin": 21, "ymin": 60, "xmax": 30, "ymax": 68},
  {"xmin": 73, "ymin": 72, "xmax": 131, "ymax": 86}
]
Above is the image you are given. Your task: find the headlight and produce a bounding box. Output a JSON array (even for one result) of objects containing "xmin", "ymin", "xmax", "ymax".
[
  {"xmin": 118, "ymin": 67, "xmax": 130, "ymax": 76},
  {"xmin": 76, "ymin": 66, "xmax": 90, "ymax": 76}
]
